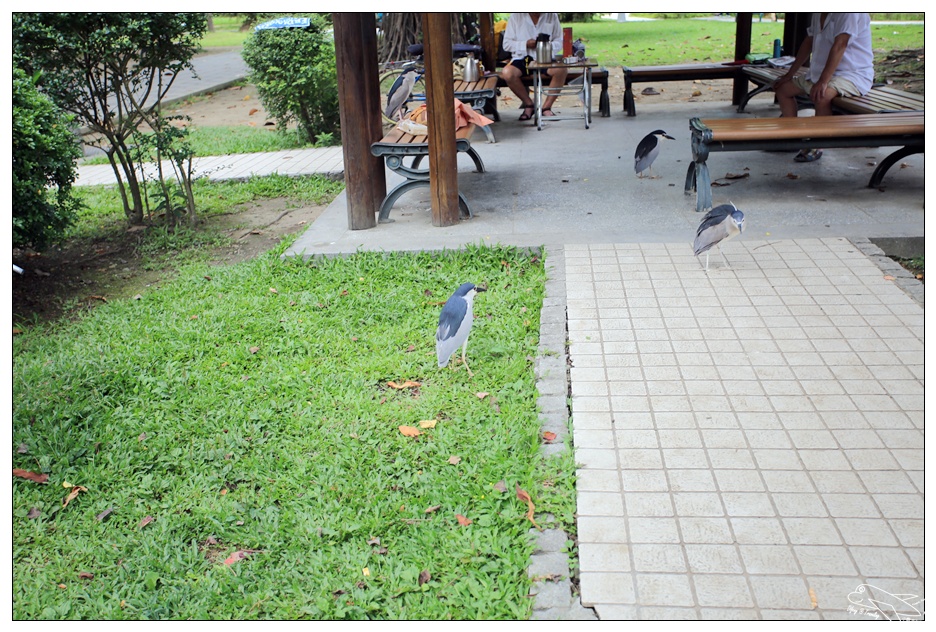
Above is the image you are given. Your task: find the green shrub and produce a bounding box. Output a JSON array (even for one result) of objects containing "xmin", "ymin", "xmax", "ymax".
[
  {"xmin": 12, "ymin": 68, "xmax": 83, "ymax": 249},
  {"xmin": 242, "ymin": 14, "xmax": 340, "ymax": 145}
]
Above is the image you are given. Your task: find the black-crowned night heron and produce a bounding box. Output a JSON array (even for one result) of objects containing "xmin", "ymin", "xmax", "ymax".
[
  {"xmin": 693, "ymin": 202, "xmax": 745, "ymax": 271},
  {"xmin": 635, "ymin": 129, "xmax": 675, "ymax": 178},
  {"xmin": 384, "ymin": 68, "xmax": 419, "ymax": 121},
  {"xmin": 436, "ymin": 282, "xmax": 486, "ymax": 377}
]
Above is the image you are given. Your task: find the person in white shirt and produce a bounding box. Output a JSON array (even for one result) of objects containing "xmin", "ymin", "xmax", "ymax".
[
  {"xmin": 774, "ymin": 13, "xmax": 874, "ymax": 162},
  {"xmin": 499, "ymin": 13, "xmax": 569, "ymax": 120}
]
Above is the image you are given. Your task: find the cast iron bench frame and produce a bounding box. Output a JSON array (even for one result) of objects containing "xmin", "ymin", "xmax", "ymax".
[
  {"xmin": 685, "ymin": 112, "xmax": 925, "ymax": 212},
  {"xmin": 622, "ymin": 62, "xmax": 742, "ymax": 116},
  {"xmin": 370, "ymin": 123, "xmax": 484, "ymax": 223}
]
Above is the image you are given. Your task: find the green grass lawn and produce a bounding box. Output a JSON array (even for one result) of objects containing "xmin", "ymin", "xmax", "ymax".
[
  {"xmin": 13, "ymin": 242, "xmax": 573, "ymax": 619},
  {"xmin": 567, "ymin": 16, "xmax": 923, "ymax": 67}
]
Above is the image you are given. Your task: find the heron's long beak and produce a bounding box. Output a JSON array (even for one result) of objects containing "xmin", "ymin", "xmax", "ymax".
[
  {"xmin": 663, "ymin": 134, "xmax": 675, "ymax": 140},
  {"xmin": 476, "ymin": 285, "xmax": 487, "ymax": 292}
]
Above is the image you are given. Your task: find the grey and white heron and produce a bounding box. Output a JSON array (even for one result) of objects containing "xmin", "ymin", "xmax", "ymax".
[
  {"xmin": 693, "ymin": 202, "xmax": 745, "ymax": 271},
  {"xmin": 635, "ymin": 129, "xmax": 675, "ymax": 178},
  {"xmin": 384, "ymin": 68, "xmax": 420, "ymax": 122},
  {"xmin": 436, "ymin": 282, "xmax": 486, "ymax": 377}
]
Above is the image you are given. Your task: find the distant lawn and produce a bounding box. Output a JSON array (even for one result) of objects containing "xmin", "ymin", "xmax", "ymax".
[{"xmin": 566, "ymin": 17, "xmax": 924, "ymax": 67}]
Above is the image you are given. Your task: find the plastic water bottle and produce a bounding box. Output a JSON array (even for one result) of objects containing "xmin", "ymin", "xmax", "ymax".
[{"xmin": 773, "ymin": 39, "xmax": 782, "ymax": 58}]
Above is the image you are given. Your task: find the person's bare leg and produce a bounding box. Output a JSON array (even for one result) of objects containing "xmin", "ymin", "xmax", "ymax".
[
  {"xmin": 500, "ymin": 63, "xmax": 533, "ymax": 109},
  {"xmin": 775, "ymin": 79, "xmax": 802, "ymax": 118},
  {"xmin": 542, "ymin": 67, "xmax": 568, "ymax": 111},
  {"xmin": 812, "ymin": 86, "xmax": 839, "ymax": 116}
]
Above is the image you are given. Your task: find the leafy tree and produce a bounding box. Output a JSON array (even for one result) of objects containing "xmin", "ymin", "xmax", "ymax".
[
  {"xmin": 242, "ymin": 14, "xmax": 340, "ymax": 145},
  {"xmin": 12, "ymin": 13, "xmax": 207, "ymax": 225},
  {"xmin": 12, "ymin": 68, "xmax": 83, "ymax": 249}
]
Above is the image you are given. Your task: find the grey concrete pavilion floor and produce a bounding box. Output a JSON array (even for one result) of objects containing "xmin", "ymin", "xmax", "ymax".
[{"xmin": 286, "ymin": 96, "xmax": 926, "ymax": 620}]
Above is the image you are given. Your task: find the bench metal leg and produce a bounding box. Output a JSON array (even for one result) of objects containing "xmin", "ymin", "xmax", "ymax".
[
  {"xmin": 685, "ymin": 161, "xmax": 713, "ymax": 213},
  {"xmin": 378, "ymin": 180, "xmax": 472, "ymax": 223},
  {"xmin": 868, "ymin": 144, "xmax": 923, "ymax": 188},
  {"xmin": 410, "ymin": 149, "xmax": 485, "ymax": 174},
  {"xmin": 599, "ymin": 83, "xmax": 610, "ymax": 117},
  {"xmin": 479, "ymin": 124, "xmax": 496, "ymax": 143}
]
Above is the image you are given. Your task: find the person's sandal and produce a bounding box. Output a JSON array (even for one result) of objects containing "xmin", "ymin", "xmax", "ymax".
[
  {"xmin": 519, "ymin": 105, "xmax": 534, "ymax": 121},
  {"xmin": 794, "ymin": 148, "xmax": 822, "ymax": 162},
  {"xmin": 542, "ymin": 108, "xmax": 555, "ymax": 117}
]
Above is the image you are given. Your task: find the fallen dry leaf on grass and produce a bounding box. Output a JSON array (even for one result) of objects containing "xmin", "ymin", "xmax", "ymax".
[
  {"xmin": 448, "ymin": 455, "xmax": 461, "ymax": 465},
  {"xmin": 62, "ymin": 485, "xmax": 88, "ymax": 509},
  {"xmin": 456, "ymin": 514, "xmax": 472, "ymax": 526},
  {"xmin": 493, "ymin": 480, "xmax": 507, "ymax": 493},
  {"xmin": 516, "ymin": 485, "xmax": 541, "ymax": 531},
  {"xmin": 399, "ymin": 425, "xmax": 421, "ymax": 437},
  {"xmin": 223, "ymin": 549, "xmax": 259, "ymax": 565},
  {"xmin": 419, "ymin": 419, "xmax": 437, "ymax": 429},
  {"xmin": 418, "ymin": 570, "xmax": 431, "ymax": 585},
  {"xmin": 13, "ymin": 469, "xmax": 48, "ymax": 484},
  {"xmin": 542, "ymin": 431, "xmax": 557, "ymax": 443},
  {"xmin": 388, "ymin": 380, "xmax": 421, "ymax": 389},
  {"xmin": 139, "ymin": 515, "xmax": 154, "ymax": 528}
]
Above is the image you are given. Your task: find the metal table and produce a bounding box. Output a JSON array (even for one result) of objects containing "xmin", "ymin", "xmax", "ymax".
[{"xmin": 527, "ymin": 58, "xmax": 598, "ymax": 130}]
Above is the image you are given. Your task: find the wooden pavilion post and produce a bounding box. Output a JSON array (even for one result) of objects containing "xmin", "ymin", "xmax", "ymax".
[
  {"xmin": 423, "ymin": 13, "xmax": 460, "ymax": 227},
  {"xmin": 478, "ymin": 13, "xmax": 496, "ymax": 74},
  {"xmin": 732, "ymin": 13, "xmax": 753, "ymax": 106},
  {"xmin": 333, "ymin": 12, "xmax": 385, "ymax": 230}
]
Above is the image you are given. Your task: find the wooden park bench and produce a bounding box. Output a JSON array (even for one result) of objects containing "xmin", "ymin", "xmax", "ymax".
[
  {"xmin": 738, "ymin": 65, "xmax": 925, "ymax": 114},
  {"xmin": 622, "ymin": 62, "xmax": 743, "ymax": 116},
  {"xmin": 685, "ymin": 111, "xmax": 924, "ymax": 212},
  {"xmin": 497, "ymin": 67, "xmax": 611, "ymax": 117},
  {"xmin": 370, "ymin": 123, "xmax": 484, "ymax": 223}
]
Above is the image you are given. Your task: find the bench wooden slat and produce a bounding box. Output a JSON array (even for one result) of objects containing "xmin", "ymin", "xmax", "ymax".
[
  {"xmin": 739, "ymin": 65, "xmax": 924, "ymax": 115},
  {"xmin": 623, "ymin": 62, "xmax": 742, "ymax": 115},
  {"xmin": 700, "ymin": 112, "xmax": 924, "ymax": 142},
  {"xmin": 687, "ymin": 112, "xmax": 924, "ymax": 212}
]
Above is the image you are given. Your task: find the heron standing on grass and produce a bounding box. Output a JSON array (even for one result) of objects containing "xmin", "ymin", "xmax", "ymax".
[
  {"xmin": 693, "ymin": 202, "xmax": 745, "ymax": 271},
  {"xmin": 635, "ymin": 129, "xmax": 675, "ymax": 178},
  {"xmin": 436, "ymin": 282, "xmax": 486, "ymax": 377}
]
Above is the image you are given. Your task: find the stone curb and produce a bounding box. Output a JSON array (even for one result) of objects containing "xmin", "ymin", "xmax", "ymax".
[
  {"xmin": 528, "ymin": 244, "xmax": 598, "ymax": 621},
  {"xmin": 850, "ymin": 237, "xmax": 924, "ymax": 307}
]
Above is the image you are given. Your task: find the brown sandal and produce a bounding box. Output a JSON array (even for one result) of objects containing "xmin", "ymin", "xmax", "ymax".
[{"xmin": 519, "ymin": 105, "xmax": 534, "ymax": 121}]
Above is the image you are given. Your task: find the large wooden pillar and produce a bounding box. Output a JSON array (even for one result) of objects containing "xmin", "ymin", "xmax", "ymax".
[
  {"xmin": 423, "ymin": 13, "xmax": 460, "ymax": 227},
  {"xmin": 333, "ymin": 13, "xmax": 385, "ymax": 230},
  {"xmin": 479, "ymin": 13, "xmax": 496, "ymax": 74},
  {"xmin": 732, "ymin": 13, "xmax": 753, "ymax": 106},
  {"xmin": 783, "ymin": 13, "xmax": 812, "ymax": 58}
]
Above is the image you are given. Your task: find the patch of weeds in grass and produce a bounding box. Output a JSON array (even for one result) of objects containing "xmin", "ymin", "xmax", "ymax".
[
  {"xmin": 70, "ymin": 174, "xmax": 344, "ymax": 241},
  {"xmin": 894, "ymin": 255, "xmax": 924, "ymax": 283},
  {"xmin": 13, "ymin": 244, "xmax": 561, "ymax": 620}
]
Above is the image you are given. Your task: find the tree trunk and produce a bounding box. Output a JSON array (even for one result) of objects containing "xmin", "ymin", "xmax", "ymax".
[
  {"xmin": 206, "ymin": 13, "xmax": 214, "ymax": 32},
  {"xmin": 379, "ymin": 13, "xmax": 471, "ymax": 63}
]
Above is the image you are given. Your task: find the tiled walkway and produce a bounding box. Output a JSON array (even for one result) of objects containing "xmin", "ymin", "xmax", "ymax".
[{"xmin": 565, "ymin": 238, "xmax": 924, "ymax": 620}]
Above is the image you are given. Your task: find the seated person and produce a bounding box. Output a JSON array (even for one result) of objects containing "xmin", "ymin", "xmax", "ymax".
[
  {"xmin": 499, "ymin": 12, "xmax": 568, "ymax": 120},
  {"xmin": 774, "ymin": 13, "xmax": 874, "ymax": 162}
]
